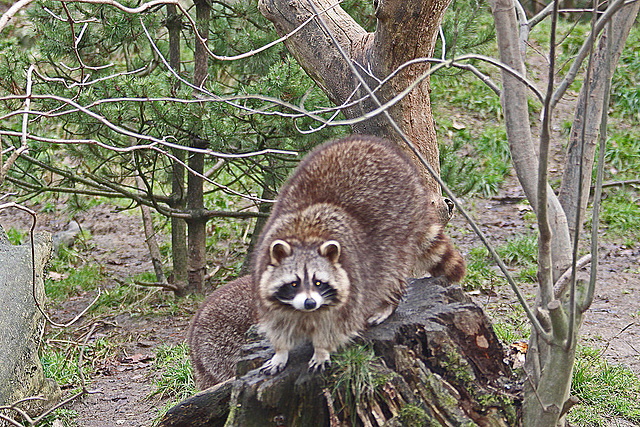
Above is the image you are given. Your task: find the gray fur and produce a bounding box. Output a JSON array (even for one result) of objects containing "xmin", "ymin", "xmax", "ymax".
[{"xmin": 252, "ymin": 135, "xmax": 466, "ymax": 374}]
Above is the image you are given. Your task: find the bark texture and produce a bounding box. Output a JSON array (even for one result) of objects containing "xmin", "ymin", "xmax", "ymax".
[
  {"xmin": 160, "ymin": 277, "xmax": 518, "ymax": 426},
  {"xmin": 186, "ymin": 138, "xmax": 207, "ymax": 295},
  {"xmin": 0, "ymin": 226, "xmax": 61, "ymax": 418},
  {"xmin": 258, "ymin": 0, "xmax": 450, "ymax": 200}
]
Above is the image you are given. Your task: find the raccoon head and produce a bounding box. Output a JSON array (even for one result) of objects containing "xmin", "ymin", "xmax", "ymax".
[{"xmin": 260, "ymin": 239, "xmax": 348, "ymax": 312}]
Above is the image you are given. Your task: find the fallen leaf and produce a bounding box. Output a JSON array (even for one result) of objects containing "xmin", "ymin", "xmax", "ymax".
[
  {"xmin": 47, "ymin": 271, "xmax": 68, "ymax": 281},
  {"xmin": 122, "ymin": 353, "xmax": 154, "ymax": 364},
  {"xmin": 452, "ymin": 120, "xmax": 466, "ymax": 130}
]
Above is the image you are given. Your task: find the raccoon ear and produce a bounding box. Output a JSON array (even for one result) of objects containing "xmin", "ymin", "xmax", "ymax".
[
  {"xmin": 269, "ymin": 239, "xmax": 292, "ymax": 265},
  {"xmin": 319, "ymin": 240, "xmax": 341, "ymax": 263}
]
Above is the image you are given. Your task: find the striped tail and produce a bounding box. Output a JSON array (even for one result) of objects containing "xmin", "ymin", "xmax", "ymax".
[{"xmin": 414, "ymin": 223, "xmax": 466, "ymax": 283}]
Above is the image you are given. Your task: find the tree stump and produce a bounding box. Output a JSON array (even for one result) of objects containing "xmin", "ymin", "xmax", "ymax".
[
  {"xmin": 0, "ymin": 225, "xmax": 61, "ymax": 421},
  {"xmin": 160, "ymin": 277, "xmax": 520, "ymax": 426}
]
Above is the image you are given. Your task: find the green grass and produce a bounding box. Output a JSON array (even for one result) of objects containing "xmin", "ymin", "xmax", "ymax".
[
  {"xmin": 495, "ymin": 233, "xmax": 537, "ymax": 266},
  {"xmin": 569, "ymin": 346, "xmax": 640, "ymax": 426},
  {"xmin": 602, "ymin": 129, "xmax": 640, "ymax": 183},
  {"xmin": 36, "ymin": 408, "xmax": 79, "ymax": 427},
  {"xmin": 330, "ymin": 344, "xmax": 387, "ymax": 425},
  {"xmin": 463, "ymin": 245, "xmax": 506, "ymax": 291},
  {"xmin": 150, "ymin": 343, "xmax": 197, "ymax": 423},
  {"xmin": 41, "ymin": 347, "xmax": 86, "ymax": 389},
  {"xmin": 4, "ymin": 226, "xmax": 27, "ymax": 245},
  {"xmin": 463, "ymin": 233, "xmax": 538, "ymax": 291},
  {"xmin": 496, "ymin": 233, "xmax": 538, "ymax": 283},
  {"xmin": 45, "ymin": 263, "xmax": 104, "ymax": 301},
  {"xmin": 592, "ymin": 188, "xmax": 640, "ymax": 239},
  {"xmin": 611, "ymin": 24, "xmax": 640, "ymax": 123},
  {"xmin": 491, "ymin": 303, "xmax": 531, "ymax": 345},
  {"xmin": 151, "ymin": 343, "xmax": 196, "ymax": 401}
]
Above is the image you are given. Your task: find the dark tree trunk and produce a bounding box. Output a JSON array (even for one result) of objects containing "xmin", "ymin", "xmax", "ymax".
[
  {"xmin": 166, "ymin": 3, "xmax": 182, "ymax": 95},
  {"xmin": 166, "ymin": 4, "xmax": 189, "ymax": 295},
  {"xmin": 184, "ymin": 0, "xmax": 211, "ymax": 294},
  {"xmin": 159, "ymin": 277, "xmax": 519, "ymax": 426},
  {"xmin": 186, "ymin": 139, "xmax": 207, "ymax": 294}
]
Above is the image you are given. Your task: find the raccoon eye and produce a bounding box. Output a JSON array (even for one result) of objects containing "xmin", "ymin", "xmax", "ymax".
[{"xmin": 315, "ymin": 280, "xmax": 326, "ymax": 287}]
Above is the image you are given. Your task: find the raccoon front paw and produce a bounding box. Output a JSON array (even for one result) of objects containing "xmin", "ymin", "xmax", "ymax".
[
  {"xmin": 260, "ymin": 351, "xmax": 289, "ymax": 375},
  {"xmin": 308, "ymin": 348, "xmax": 331, "ymax": 372}
]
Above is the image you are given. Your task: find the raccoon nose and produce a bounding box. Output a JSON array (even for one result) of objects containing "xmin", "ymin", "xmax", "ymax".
[{"xmin": 304, "ymin": 298, "xmax": 317, "ymax": 310}]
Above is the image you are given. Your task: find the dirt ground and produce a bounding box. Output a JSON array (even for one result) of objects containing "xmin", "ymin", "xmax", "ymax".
[{"xmin": 1, "ymin": 170, "xmax": 638, "ymax": 426}]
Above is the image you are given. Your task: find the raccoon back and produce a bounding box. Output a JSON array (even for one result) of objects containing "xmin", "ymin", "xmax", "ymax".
[{"xmin": 188, "ymin": 275, "xmax": 255, "ymax": 389}]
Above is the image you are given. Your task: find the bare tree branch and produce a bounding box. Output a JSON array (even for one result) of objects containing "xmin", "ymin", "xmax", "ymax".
[
  {"xmin": 0, "ymin": 0, "xmax": 36, "ymax": 34},
  {"xmin": 62, "ymin": 0, "xmax": 180, "ymax": 14},
  {"xmin": 553, "ymin": 254, "xmax": 591, "ymax": 298},
  {"xmin": 536, "ymin": 0, "xmax": 560, "ymax": 310},
  {"xmin": 491, "ymin": 0, "xmax": 573, "ymax": 283},
  {"xmin": 550, "ymin": 0, "xmax": 628, "ymax": 109},
  {"xmin": 583, "ymin": 18, "xmax": 614, "ymax": 314}
]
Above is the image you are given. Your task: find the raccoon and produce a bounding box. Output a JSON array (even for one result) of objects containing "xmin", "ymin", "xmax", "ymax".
[
  {"xmin": 252, "ymin": 135, "xmax": 465, "ymax": 375},
  {"xmin": 188, "ymin": 275, "xmax": 256, "ymax": 389}
]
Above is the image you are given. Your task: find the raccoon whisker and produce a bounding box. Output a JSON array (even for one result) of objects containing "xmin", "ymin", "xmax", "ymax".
[{"xmin": 320, "ymin": 289, "xmax": 338, "ymax": 300}]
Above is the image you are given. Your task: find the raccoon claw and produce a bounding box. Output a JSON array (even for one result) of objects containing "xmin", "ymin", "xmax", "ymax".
[
  {"xmin": 308, "ymin": 358, "xmax": 330, "ymax": 373},
  {"xmin": 260, "ymin": 351, "xmax": 288, "ymax": 375},
  {"xmin": 259, "ymin": 361, "xmax": 281, "ymax": 375},
  {"xmin": 308, "ymin": 349, "xmax": 331, "ymax": 373}
]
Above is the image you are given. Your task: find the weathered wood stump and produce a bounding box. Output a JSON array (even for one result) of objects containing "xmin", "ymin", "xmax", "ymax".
[
  {"xmin": 160, "ymin": 277, "xmax": 520, "ymax": 426},
  {"xmin": 0, "ymin": 225, "xmax": 61, "ymax": 421}
]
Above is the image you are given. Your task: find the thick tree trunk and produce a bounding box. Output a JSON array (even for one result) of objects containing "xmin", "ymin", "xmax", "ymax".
[
  {"xmin": 166, "ymin": 3, "xmax": 182, "ymax": 95},
  {"xmin": 0, "ymin": 227, "xmax": 61, "ymax": 418},
  {"xmin": 258, "ymin": 0, "xmax": 450, "ymax": 199},
  {"xmin": 159, "ymin": 277, "xmax": 518, "ymax": 426}
]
